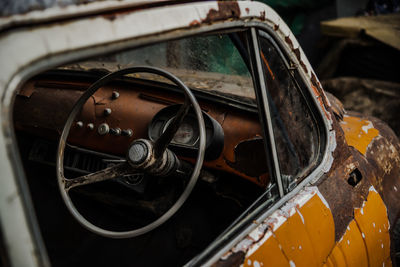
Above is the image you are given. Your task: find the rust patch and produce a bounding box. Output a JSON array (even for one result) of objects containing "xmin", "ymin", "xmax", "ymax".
[
  {"xmin": 245, "ymin": 8, "xmax": 250, "ymax": 14},
  {"xmin": 189, "ymin": 19, "xmax": 201, "ymax": 27},
  {"xmin": 284, "ymin": 36, "xmax": 294, "ymax": 49},
  {"xmin": 318, "ymin": 150, "xmax": 371, "ymax": 241},
  {"xmin": 284, "ymin": 36, "xmax": 308, "ymax": 74},
  {"xmin": 260, "ymin": 11, "xmax": 265, "ymax": 20},
  {"xmin": 325, "ymin": 92, "xmax": 345, "ymax": 120},
  {"xmin": 203, "ymin": 2, "xmax": 240, "ymax": 24},
  {"xmin": 362, "ymin": 115, "xmax": 400, "ymax": 226},
  {"xmin": 273, "ymin": 24, "xmax": 279, "ymax": 31},
  {"xmin": 318, "ymin": 111, "xmax": 400, "ymax": 244},
  {"xmin": 103, "ymin": 13, "xmax": 117, "ymax": 21},
  {"xmin": 311, "ymin": 72, "xmax": 330, "ymax": 110}
]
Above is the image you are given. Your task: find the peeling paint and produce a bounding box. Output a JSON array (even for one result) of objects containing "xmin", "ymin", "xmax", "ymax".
[{"xmin": 340, "ymin": 116, "xmax": 379, "ymax": 155}]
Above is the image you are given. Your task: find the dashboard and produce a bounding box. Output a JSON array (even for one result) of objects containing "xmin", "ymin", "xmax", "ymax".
[{"xmin": 13, "ymin": 70, "xmax": 269, "ymax": 187}]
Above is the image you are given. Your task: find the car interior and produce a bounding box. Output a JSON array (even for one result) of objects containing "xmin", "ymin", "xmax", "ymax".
[
  {"xmin": 12, "ymin": 26, "xmax": 322, "ymax": 265},
  {"xmin": 12, "ymin": 30, "xmax": 276, "ymax": 266}
]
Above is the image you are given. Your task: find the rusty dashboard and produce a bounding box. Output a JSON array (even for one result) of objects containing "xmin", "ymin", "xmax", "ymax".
[{"xmin": 14, "ymin": 70, "xmax": 269, "ymax": 187}]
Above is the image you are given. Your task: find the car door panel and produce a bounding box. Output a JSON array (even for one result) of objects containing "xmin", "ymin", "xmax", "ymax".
[{"xmin": 223, "ymin": 187, "xmax": 335, "ymax": 267}]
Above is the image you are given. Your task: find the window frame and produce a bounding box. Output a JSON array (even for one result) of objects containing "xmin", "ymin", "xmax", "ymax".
[
  {"xmin": 190, "ymin": 24, "xmax": 332, "ymax": 266},
  {"xmin": 256, "ymin": 29, "xmax": 327, "ymax": 192}
]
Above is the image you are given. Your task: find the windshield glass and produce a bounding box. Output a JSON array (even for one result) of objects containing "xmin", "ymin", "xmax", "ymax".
[{"xmin": 63, "ymin": 32, "xmax": 255, "ymax": 101}]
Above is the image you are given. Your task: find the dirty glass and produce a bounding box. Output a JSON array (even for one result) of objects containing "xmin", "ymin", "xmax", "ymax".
[
  {"xmin": 67, "ymin": 33, "xmax": 255, "ymax": 102},
  {"xmin": 258, "ymin": 33, "xmax": 319, "ymax": 182}
]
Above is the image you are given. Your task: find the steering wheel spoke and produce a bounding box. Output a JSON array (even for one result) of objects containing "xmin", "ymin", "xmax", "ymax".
[
  {"xmin": 153, "ymin": 99, "xmax": 191, "ymax": 158},
  {"xmin": 63, "ymin": 162, "xmax": 134, "ymax": 191}
]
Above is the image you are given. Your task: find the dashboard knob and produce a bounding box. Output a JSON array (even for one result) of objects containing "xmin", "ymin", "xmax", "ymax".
[
  {"xmin": 121, "ymin": 129, "xmax": 133, "ymax": 137},
  {"xmin": 112, "ymin": 91, "xmax": 120, "ymax": 100},
  {"xmin": 98, "ymin": 123, "xmax": 110, "ymax": 135},
  {"xmin": 104, "ymin": 108, "xmax": 112, "ymax": 116},
  {"xmin": 87, "ymin": 123, "xmax": 94, "ymax": 130},
  {"xmin": 110, "ymin": 128, "xmax": 121, "ymax": 136}
]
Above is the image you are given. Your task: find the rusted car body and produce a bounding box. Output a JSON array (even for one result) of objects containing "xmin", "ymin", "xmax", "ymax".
[{"xmin": 0, "ymin": 1, "xmax": 399, "ymax": 267}]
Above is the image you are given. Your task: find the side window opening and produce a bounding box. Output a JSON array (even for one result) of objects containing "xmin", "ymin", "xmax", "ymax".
[{"xmin": 258, "ymin": 30, "xmax": 323, "ymax": 192}]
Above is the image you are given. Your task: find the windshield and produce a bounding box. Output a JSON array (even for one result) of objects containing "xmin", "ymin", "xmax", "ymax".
[{"xmin": 62, "ymin": 32, "xmax": 255, "ymax": 101}]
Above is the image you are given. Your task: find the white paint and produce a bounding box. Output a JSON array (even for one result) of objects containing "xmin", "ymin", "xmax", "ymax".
[
  {"xmin": 369, "ymin": 186, "xmax": 378, "ymax": 193},
  {"xmin": 248, "ymin": 259, "xmax": 252, "ymax": 265},
  {"xmin": 248, "ymin": 223, "xmax": 268, "ymax": 242},
  {"xmin": 373, "ymin": 222, "xmax": 376, "ymax": 228},
  {"xmin": 298, "ymin": 245, "xmax": 302, "ymax": 250},
  {"xmin": 316, "ymin": 190, "xmax": 331, "ymax": 210},
  {"xmin": 232, "ymin": 238, "xmax": 254, "ymax": 254},
  {"xmin": 361, "ymin": 121, "xmax": 374, "ymax": 134},
  {"xmin": 246, "ymin": 231, "xmax": 273, "ymax": 256},
  {"xmin": 220, "ymin": 251, "xmax": 232, "ymax": 261},
  {"xmin": 361, "ymin": 208, "xmax": 364, "ymax": 215},
  {"xmin": 320, "ymin": 131, "xmax": 336, "ymax": 174},
  {"xmin": 297, "ymin": 209, "xmax": 305, "ymax": 224},
  {"xmin": 289, "ymin": 260, "xmax": 296, "ymax": 267},
  {"xmin": 347, "ymin": 226, "xmax": 350, "ymax": 231},
  {"xmin": 347, "ymin": 240, "xmax": 350, "ymax": 245},
  {"xmin": 253, "ymin": 261, "xmax": 261, "ymax": 267},
  {"xmin": 268, "ymin": 211, "xmax": 287, "ymax": 232},
  {"xmin": 379, "ymin": 229, "xmax": 381, "ymax": 233},
  {"xmin": 0, "ymin": 0, "xmax": 158, "ymax": 31},
  {"xmin": 362, "ymin": 233, "xmax": 365, "ymax": 239},
  {"xmin": 381, "ymin": 243, "xmax": 384, "ymax": 249}
]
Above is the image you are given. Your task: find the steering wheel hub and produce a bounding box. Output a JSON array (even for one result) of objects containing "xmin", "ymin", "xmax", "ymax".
[{"xmin": 128, "ymin": 140, "xmax": 150, "ymax": 166}]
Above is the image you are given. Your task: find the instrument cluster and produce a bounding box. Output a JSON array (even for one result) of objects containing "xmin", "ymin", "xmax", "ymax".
[{"xmin": 148, "ymin": 105, "xmax": 224, "ymax": 160}]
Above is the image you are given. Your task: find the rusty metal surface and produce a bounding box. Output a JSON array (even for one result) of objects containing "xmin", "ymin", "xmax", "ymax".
[
  {"xmin": 214, "ymin": 100, "xmax": 400, "ymax": 266},
  {"xmin": 202, "ymin": 2, "xmax": 240, "ymax": 24},
  {"xmin": 362, "ymin": 114, "xmax": 400, "ymax": 226}
]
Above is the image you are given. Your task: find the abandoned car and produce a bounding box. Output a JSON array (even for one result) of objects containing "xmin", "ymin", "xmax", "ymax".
[{"xmin": 0, "ymin": 1, "xmax": 399, "ymax": 267}]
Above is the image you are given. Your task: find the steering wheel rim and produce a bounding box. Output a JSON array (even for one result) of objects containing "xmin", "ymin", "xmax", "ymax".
[{"xmin": 56, "ymin": 66, "xmax": 206, "ymax": 238}]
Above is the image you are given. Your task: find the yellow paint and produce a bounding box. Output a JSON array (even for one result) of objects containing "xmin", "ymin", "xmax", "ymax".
[
  {"xmin": 299, "ymin": 194, "xmax": 335, "ymax": 264},
  {"xmin": 340, "ymin": 116, "xmax": 379, "ymax": 155},
  {"xmin": 244, "ymin": 192, "xmax": 335, "ymax": 266},
  {"xmin": 328, "ymin": 246, "xmax": 347, "ymax": 266},
  {"xmin": 354, "ymin": 188, "xmax": 391, "ymax": 267},
  {"xmin": 326, "ymin": 188, "xmax": 391, "ymax": 266},
  {"xmin": 244, "ymin": 234, "xmax": 289, "ymax": 267},
  {"xmin": 273, "ymin": 211, "xmax": 318, "ymax": 267},
  {"xmin": 335, "ymin": 220, "xmax": 369, "ymax": 267}
]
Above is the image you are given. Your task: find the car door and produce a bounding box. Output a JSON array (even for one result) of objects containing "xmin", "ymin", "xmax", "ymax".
[{"xmin": 198, "ymin": 25, "xmax": 392, "ymax": 267}]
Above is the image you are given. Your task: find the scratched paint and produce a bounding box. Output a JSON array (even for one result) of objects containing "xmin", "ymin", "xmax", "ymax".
[
  {"xmin": 223, "ymin": 187, "xmax": 335, "ymax": 267},
  {"xmin": 325, "ymin": 186, "xmax": 392, "ymax": 267},
  {"xmin": 340, "ymin": 115, "xmax": 379, "ymax": 155}
]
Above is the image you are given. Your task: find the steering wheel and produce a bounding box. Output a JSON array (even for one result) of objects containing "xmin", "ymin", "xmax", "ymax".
[{"xmin": 56, "ymin": 66, "xmax": 206, "ymax": 238}]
